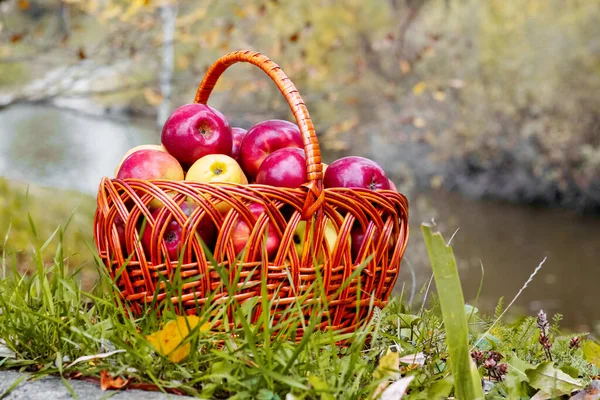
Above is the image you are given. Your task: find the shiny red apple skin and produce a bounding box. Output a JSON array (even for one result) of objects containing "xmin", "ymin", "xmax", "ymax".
[
  {"xmin": 323, "ymin": 156, "xmax": 390, "ymax": 191},
  {"xmin": 114, "ymin": 214, "xmax": 127, "ymax": 252},
  {"xmin": 116, "ymin": 149, "xmax": 184, "ymax": 181},
  {"xmin": 239, "ymin": 120, "xmax": 303, "ymax": 180},
  {"xmin": 256, "ymin": 148, "xmax": 307, "ymax": 188},
  {"xmin": 350, "ymin": 225, "xmax": 380, "ymax": 261},
  {"xmin": 179, "ymin": 201, "xmax": 217, "ymax": 249},
  {"xmin": 231, "ymin": 203, "xmax": 280, "ymax": 258},
  {"xmin": 142, "ymin": 202, "xmax": 215, "ymax": 261},
  {"xmin": 350, "ymin": 225, "xmax": 396, "ymax": 261},
  {"xmin": 161, "ymin": 103, "xmax": 233, "ymax": 167},
  {"xmin": 231, "ymin": 127, "xmax": 248, "ymax": 162}
]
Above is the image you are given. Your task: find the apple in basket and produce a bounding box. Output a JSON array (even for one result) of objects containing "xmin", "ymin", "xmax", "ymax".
[
  {"xmin": 350, "ymin": 224, "xmax": 396, "ymax": 262},
  {"xmin": 114, "ymin": 144, "xmax": 166, "ymax": 177},
  {"xmin": 142, "ymin": 201, "xmax": 216, "ymax": 261},
  {"xmin": 239, "ymin": 119, "xmax": 304, "ymax": 180},
  {"xmin": 161, "ymin": 103, "xmax": 233, "ymax": 167},
  {"xmin": 231, "ymin": 203, "xmax": 280, "ymax": 258},
  {"xmin": 115, "ymin": 147, "xmax": 184, "ymax": 210},
  {"xmin": 256, "ymin": 148, "xmax": 307, "ymax": 188},
  {"xmin": 185, "ymin": 154, "xmax": 248, "ymax": 184},
  {"xmin": 114, "ymin": 214, "xmax": 127, "ymax": 252},
  {"xmin": 230, "ymin": 127, "xmax": 248, "ymax": 162},
  {"xmin": 116, "ymin": 148, "xmax": 184, "ymax": 182},
  {"xmin": 350, "ymin": 224, "xmax": 379, "ymax": 261},
  {"xmin": 323, "ymin": 156, "xmax": 390, "ymax": 190},
  {"xmin": 292, "ymin": 219, "xmax": 339, "ymax": 262}
]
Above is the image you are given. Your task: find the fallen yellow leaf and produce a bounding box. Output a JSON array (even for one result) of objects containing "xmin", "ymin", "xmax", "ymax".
[
  {"xmin": 412, "ymin": 82, "xmax": 426, "ymax": 96},
  {"xmin": 374, "ymin": 349, "xmax": 400, "ymax": 380},
  {"xmin": 145, "ymin": 316, "xmax": 209, "ymax": 362}
]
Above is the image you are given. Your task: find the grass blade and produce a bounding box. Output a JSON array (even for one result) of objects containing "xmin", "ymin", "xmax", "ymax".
[
  {"xmin": 421, "ymin": 223, "xmax": 483, "ymax": 400},
  {"xmin": 0, "ymin": 374, "xmax": 28, "ymax": 399}
]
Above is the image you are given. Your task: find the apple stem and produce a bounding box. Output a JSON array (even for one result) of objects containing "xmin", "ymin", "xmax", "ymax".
[{"xmin": 166, "ymin": 232, "xmax": 177, "ymax": 242}]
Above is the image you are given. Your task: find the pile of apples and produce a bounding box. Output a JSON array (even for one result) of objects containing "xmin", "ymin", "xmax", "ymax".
[{"xmin": 114, "ymin": 103, "xmax": 397, "ymax": 262}]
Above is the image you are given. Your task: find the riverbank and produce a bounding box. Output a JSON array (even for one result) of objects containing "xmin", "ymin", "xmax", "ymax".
[{"xmin": 1, "ymin": 174, "xmax": 599, "ymax": 332}]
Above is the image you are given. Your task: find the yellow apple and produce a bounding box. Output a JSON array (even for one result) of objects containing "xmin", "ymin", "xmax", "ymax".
[
  {"xmin": 114, "ymin": 144, "xmax": 166, "ymax": 177},
  {"xmin": 322, "ymin": 163, "xmax": 329, "ymax": 175},
  {"xmin": 293, "ymin": 215, "xmax": 349, "ymax": 262},
  {"xmin": 185, "ymin": 154, "xmax": 248, "ymax": 184}
]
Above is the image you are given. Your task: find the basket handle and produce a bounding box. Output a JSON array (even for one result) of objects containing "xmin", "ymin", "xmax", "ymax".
[{"xmin": 194, "ymin": 50, "xmax": 324, "ymax": 218}]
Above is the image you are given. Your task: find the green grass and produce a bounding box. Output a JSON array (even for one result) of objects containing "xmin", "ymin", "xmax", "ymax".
[
  {"xmin": 0, "ymin": 182, "xmax": 599, "ymax": 399},
  {"xmin": 0, "ymin": 178, "xmax": 95, "ymax": 274}
]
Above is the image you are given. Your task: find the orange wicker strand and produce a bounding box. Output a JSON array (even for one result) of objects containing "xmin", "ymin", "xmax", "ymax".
[{"xmin": 93, "ymin": 50, "xmax": 409, "ymax": 337}]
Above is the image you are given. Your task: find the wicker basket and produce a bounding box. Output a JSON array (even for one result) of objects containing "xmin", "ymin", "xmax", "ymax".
[{"xmin": 94, "ymin": 50, "xmax": 409, "ymax": 337}]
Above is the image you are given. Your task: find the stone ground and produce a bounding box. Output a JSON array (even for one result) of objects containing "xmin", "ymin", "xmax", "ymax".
[{"xmin": 0, "ymin": 371, "xmax": 194, "ymax": 399}]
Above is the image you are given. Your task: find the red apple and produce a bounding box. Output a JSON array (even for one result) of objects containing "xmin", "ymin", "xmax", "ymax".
[
  {"xmin": 350, "ymin": 225, "xmax": 380, "ymax": 261},
  {"xmin": 323, "ymin": 156, "xmax": 390, "ymax": 191},
  {"xmin": 231, "ymin": 127, "xmax": 248, "ymax": 162},
  {"xmin": 161, "ymin": 103, "xmax": 233, "ymax": 167},
  {"xmin": 351, "ymin": 225, "xmax": 396, "ymax": 261},
  {"xmin": 239, "ymin": 120, "xmax": 303, "ymax": 180},
  {"xmin": 114, "ymin": 214, "xmax": 127, "ymax": 252},
  {"xmin": 116, "ymin": 149, "xmax": 184, "ymax": 181},
  {"xmin": 231, "ymin": 203, "xmax": 280, "ymax": 258},
  {"xmin": 256, "ymin": 148, "xmax": 307, "ymax": 188},
  {"xmin": 142, "ymin": 202, "xmax": 215, "ymax": 261},
  {"xmin": 114, "ymin": 144, "xmax": 166, "ymax": 177}
]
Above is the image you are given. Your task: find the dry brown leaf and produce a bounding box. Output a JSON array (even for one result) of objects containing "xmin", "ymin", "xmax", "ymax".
[
  {"xmin": 143, "ymin": 88, "xmax": 163, "ymax": 106},
  {"xmin": 10, "ymin": 33, "xmax": 24, "ymax": 43},
  {"xmin": 176, "ymin": 55, "xmax": 191, "ymax": 70},
  {"xmin": 18, "ymin": 0, "xmax": 30, "ymax": 10},
  {"xmin": 100, "ymin": 370, "xmax": 130, "ymax": 390},
  {"xmin": 400, "ymin": 60, "xmax": 411, "ymax": 74}
]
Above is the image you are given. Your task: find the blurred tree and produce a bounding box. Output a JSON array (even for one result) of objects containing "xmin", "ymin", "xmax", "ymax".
[{"xmin": 0, "ymin": 0, "xmax": 599, "ymax": 211}]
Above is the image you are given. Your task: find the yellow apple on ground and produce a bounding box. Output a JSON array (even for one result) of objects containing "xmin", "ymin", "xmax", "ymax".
[
  {"xmin": 293, "ymin": 216, "xmax": 349, "ymax": 262},
  {"xmin": 185, "ymin": 154, "xmax": 248, "ymax": 184},
  {"xmin": 114, "ymin": 144, "xmax": 166, "ymax": 177}
]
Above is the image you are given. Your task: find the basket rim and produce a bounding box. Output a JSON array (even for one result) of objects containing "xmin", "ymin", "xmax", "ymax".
[{"xmin": 193, "ymin": 50, "xmax": 324, "ymax": 219}]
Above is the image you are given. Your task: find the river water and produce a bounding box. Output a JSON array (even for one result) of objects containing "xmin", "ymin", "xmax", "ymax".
[{"xmin": 1, "ymin": 105, "xmax": 598, "ymax": 332}]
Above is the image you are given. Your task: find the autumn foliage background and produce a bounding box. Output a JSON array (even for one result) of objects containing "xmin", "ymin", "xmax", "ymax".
[{"xmin": 1, "ymin": 0, "xmax": 599, "ymax": 212}]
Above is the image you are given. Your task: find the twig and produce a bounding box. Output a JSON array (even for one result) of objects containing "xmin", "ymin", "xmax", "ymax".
[{"xmin": 471, "ymin": 257, "xmax": 547, "ymax": 350}]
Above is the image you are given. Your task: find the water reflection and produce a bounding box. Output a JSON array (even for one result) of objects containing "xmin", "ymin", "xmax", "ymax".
[
  {"xmin": 402, "ymin": 191, "xmax": 600, "ymax": 332},
  {"xmin": 0, "ymin": 106, "xmax": 157, "ymax": 193},
  {"xmin": 0, "ymin": 105, "xmax": 598, "ymax": 331}
]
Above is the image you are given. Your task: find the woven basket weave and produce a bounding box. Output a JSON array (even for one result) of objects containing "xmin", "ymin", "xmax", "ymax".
[{"xmin": 94, "ymin": 50, "xmax": 409, "ymax": 337}]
